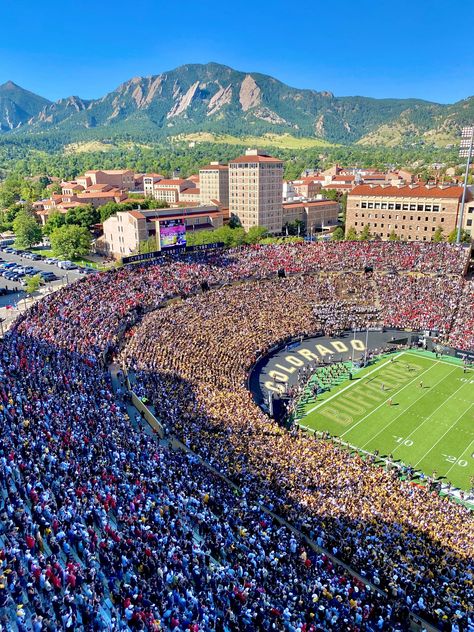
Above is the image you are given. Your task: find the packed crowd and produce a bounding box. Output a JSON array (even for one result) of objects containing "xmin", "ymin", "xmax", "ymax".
[
  {"xmin": 16, "ymin": 242, "xmax": 471, "ymax": 358},
  {"xmin": 1, "ymin": 334, "xmax": 415, "ymax": 632},
  {"xmin": 122, "ymin": 275, "xmax": 474, "ymax": 630},
  {"xmin": 0, "ymin": 241, "xmax": 471, "ymax": 631}
]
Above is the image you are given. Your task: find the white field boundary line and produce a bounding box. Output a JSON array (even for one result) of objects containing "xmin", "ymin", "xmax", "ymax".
[
  {"xmin": 404, "ymin": 351, "xmax": 468, "ymax": 369},
  {"xmin": 413, "ymin": 401, "xmax": 474, "ymax": 468},
  {"xmin": 444, "ymin": 438, "xmax": 474, "ymax": 479},
  {"xmin": 304, "ymin": 352, "xmax": 405, "ymax": 416},
  {"xmin": 340, "ymin": 360, "xmax": 441, "ymax": 439},
  {"xmin": 389, "ymin": 367, "xmax": 464, "ymax": 455}
]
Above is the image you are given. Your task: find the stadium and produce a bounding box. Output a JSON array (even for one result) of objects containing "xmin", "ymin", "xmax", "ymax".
[{"xmin": 1, "ymin": 241, "xmax": 473, "ymax": 631}]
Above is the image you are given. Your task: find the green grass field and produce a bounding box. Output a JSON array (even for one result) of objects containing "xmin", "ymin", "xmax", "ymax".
[{"xmin": 297, "ymin": 351, "xmax": 474, "ymax": 493}]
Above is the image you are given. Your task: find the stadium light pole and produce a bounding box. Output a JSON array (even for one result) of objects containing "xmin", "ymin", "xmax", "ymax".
[{"xmin": 457, "ymin": 126, "xmax": 474, "ymax": 244}]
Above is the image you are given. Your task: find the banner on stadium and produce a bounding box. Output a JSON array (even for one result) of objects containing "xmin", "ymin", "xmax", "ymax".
[{"xmin": 122, "ymin": 242, "xmax": 225, "ymax": 265}]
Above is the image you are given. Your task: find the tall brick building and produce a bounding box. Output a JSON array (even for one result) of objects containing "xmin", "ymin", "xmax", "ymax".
[
  {"xmin": 229, "ymin": 149, "xmax": 283, "ymax": 233},
  {"xmin": 346, "ymin": 184, "xmax": 468, "ymax": 241},
  {"xmin": 199, "ymin": 162, "xmax": 229, "ymax": 206}
]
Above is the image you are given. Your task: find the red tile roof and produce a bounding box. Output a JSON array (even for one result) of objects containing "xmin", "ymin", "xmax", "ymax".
[
  {"xmin": 200, "ymin": 164, "xmax": 229, "ymax": 171},
  {"xmin": 128, "ymin": 211, "xmax": 146, "ymax": 220},
  {"xmin": 350, "ymin": 184, "xmax": 465, "ymax": 199},
  {"xmin": 155, "ymin": 179, "xmax": 187, "ymax": 186},
  {"xmin": 229, "ymin": 154, "xmax": 282, "ymax": 164},
  {"xmin": 180, "ymin": 188, "xmax": 200, "ymax": 195}
]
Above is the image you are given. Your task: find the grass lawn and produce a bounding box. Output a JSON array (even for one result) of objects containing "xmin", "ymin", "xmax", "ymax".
[
  {"xmin": 172, "ymin": 132, "xmax": 338, "ymax": 149},
  {"xmin": 297, "ymin": 350, "xmax": 474, "ymax": 493},
  {"xmin": 31, "ymin": 247, "xmax": 107, "ymax": 270}
]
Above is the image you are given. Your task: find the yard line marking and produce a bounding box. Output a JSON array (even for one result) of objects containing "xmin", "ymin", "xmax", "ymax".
[
  {"xmin": 305, "ymin": 353, "xmax": 405, "ymax": 416},
  {"xmin": 339, "ymin": 360, "xmax": 440, "ymax": 439},
  {"xmin": 444, "ymin": 438, "xmax": 474, "ymax": 479},
  {"xmin": 390, "ymin": 367, "xmax": 464, "ymax": 454},
  {"xmin": 358, "ymin": 363, "xmax": 456, "ymax": 449},
  {"xmin": 413, "ymin": 401, "xmax": 474, "ymax": 468},
  {"xmin": 404, "ymin": 351, "xmax": 468, "ymax": 369}
]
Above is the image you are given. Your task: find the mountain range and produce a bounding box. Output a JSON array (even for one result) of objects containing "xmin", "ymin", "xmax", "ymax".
[{"xmin": 1, "ymin": 63, "xmax": 473, "ymax": 146}]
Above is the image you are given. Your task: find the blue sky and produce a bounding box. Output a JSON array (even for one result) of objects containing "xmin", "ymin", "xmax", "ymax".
[{"xmin": 1, "ymin": 0, "xmax": 473, "ymax": 104}]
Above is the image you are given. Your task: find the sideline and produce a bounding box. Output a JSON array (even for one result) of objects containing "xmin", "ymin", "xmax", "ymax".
[{"xmin": 304, "ymin": 353, "xmax": 403, "ymax": 415}]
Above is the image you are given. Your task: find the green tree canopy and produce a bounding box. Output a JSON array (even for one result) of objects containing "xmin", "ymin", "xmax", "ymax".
[
  {"xmin": 138, "ymin": 236, "xmax": 157, "ymax": 254},
  {"xmin": 244, "ymin": 226, "xmax": 269, "ymax": 245},
  {"xmin": 13, "ymin": 207, "xmax": 42, "ymax": 249},
  {"xmin": 388, "ymin": 230, "xmax": 401, "ymax": 241},
  {"xmin": 331, "ymin": 226, "xmax": 344, "ymax": 241},
  {"xmin": 359, "ymin": 224, "xmax": 372, "ymax": 241},
  {"xmin": 43, "ymin": 210, "xmax": 66, "ymax": 236},
  {"xmin": 25, "ymin": 274, "xmax": 42, "ymax": 294},
  {"xmin": 50, "ymin": 225, "xmax": 92, "ymax": 259},
  {"xmin": 345, "ymin": 226, "xmax": 358, "ymax": 241},
  {"xmin": 431, "ymin": 226, "xmax": 444, "ymax": 242},
  {"xmin": 66, "ymin": 204, "xmax": 99, "ymax": 228},
  {"xmin": 447, "ymin": 228, "xmax": 471, "ymax": 244}
]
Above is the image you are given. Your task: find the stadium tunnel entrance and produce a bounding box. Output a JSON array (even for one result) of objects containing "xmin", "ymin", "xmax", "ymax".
[{"xmin": 249, "ymin": 329, "xmax": 420, "ymax": 420}]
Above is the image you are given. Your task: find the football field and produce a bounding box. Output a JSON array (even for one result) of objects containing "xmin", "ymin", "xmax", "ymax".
[{"xmin": 297, "ymin": 351, "xmax": 474, "ymax": 493}]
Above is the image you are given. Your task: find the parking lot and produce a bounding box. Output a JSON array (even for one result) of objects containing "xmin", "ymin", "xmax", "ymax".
[
  {"xmin": 0, "ymin": 249, "xmax": 85, "ymax": 293},
  {"xmin": 0, "ymin": 248, "xmax": 92, "ymax": 333}
]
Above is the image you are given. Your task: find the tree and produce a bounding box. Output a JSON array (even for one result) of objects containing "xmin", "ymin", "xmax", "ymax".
[
  {"xmin": 431, "ymin": 226, "xmax": 444, "ymax": 242},
  {"xmin": 228, "ymin": 214, "xmax": 241, "ymax": 229},
  {"xmin": 447, "ymin": 228, "xmax": 471, "ymax": 244},
  {"xmin": 345, "ymin": 226, "xmax": 358, "ymax": 241},
  {"xmin": 359, "ymin": 224, "xmax": 372, "ymax": 241},
  {"xmin": 66, "ymin": 204, "xmax": 99, "ymax": 228},
  {"xmin": 13, "ymin": 207, "xmax": 42, "ymax": 249},
  {"xmin": 138, "ymin": 236, "xmax": 157, "ymax": 254},
  {"xmin": 25, "ymin": 274, "xmax": 42, "ymax": 294},
  {"xmin": 43, "ymin": 211, "xmax": 66, "ymax": 236},
  {"xmin": 244, "ymin": 226, "xmax": 268, "ymax": 245},
  {"xmin": 331, "ymin": 226, "xmax": 344, "ymax": 241},
  {"xmin": 388, "ymin": 230, "xmax": 400, "ymax": 241},
  {"xmin": 50, "ymin": 225, "xmax": 92, "ymax": 259}
]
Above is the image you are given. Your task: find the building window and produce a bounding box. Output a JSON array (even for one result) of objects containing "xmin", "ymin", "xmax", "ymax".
[
  {"xmin": 395, "ymin": 203, "xmax": 401, "ymax": 210},
  {"xmin": 388, "ymin": 203, "xmax": 394, "ymax": 209},
  {"xmin": 410, "ymin": 204, "xmax": 416, "ymax": 210}
]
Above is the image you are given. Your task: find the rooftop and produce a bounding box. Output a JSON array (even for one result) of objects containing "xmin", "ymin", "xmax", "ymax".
[{"xmin": 350, "ymin": 184, "xmax": 465, "ymax": 199}]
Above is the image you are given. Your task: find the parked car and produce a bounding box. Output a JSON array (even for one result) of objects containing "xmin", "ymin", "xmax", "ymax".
[
  {"xmin": 57, "ymin": 261, "xmax": 78, "ymax": 270},
  {"xmin": 45, "ymin": 258, "xmax": 58, "ymax": 265},
  {"xmin": 40, "ymin": 272, "xmax": 58, "ymax": 282}
]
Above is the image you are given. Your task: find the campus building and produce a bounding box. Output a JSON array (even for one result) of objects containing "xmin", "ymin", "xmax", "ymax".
[
  {"xmin": 229, "ymin": 149, "xmax": 283, "ymax": 234},
  {"xmin": 282, "ymin": 199, "xmax": 340, "ymax": 233},
  {"xmin": 346, "ymin": 184, "xmax": 468, "ymax": 241},
  {"xmin": 199, "ymin": 162, "xmax": 229, "ymax": 206},
  {"xmin": 98, "ymin": 205, "xmax": 225, "ymax": 257}
]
